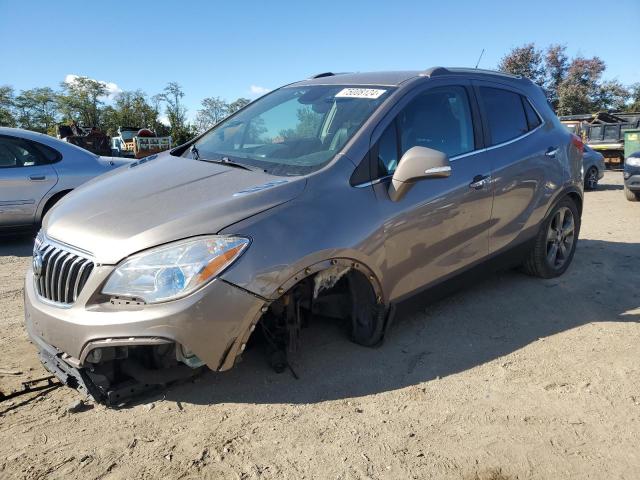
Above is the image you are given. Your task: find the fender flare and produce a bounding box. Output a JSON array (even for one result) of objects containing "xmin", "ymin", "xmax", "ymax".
[{"xmin": 544, "ymin": 184, "xmax": 583, "ymax": 221}]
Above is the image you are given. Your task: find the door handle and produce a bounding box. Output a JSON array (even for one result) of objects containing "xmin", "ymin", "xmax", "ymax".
[
  {"xmin": 545, "ymin": 147, "xmax": 558, "ymax": 157},
  {"xmin": 29, "ymin": 175, "xmax": 46, "ymax": 181},
  {"xmin": 469, "ymin": 174, "xmax": 491, "ymax": 190}
]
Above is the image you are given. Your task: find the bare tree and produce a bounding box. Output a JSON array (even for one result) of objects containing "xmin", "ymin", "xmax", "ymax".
[{"xmin": 195, "ymin": 96, "xmax": 229, "ymax": 132}]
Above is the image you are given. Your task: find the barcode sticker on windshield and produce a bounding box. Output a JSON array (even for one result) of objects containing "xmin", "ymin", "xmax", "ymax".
[{"xmin": 335, "ymin": 88, "xmax": 386, "ymax": 99}]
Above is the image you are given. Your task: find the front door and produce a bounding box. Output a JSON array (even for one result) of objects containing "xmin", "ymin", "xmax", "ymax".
[
  {"xmin": 0, "ymin": 135, "xmax": 58, "ymax": 227},
  {"xmin": 371, "ymin": 83, "xmax": 494, "ymax": 301}
]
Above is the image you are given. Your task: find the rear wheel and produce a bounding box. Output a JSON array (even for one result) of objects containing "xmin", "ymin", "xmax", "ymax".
[
  {"xmin": 523, "ymin": 198, "xmax": 580, "ymax": 278},
  {"xmin": 584, "ymin": 167, "xmax": 599, "ymax": 190},
  {"xmin": 624, "ymin": 184, "xmax": 639, "ymax": 202}
]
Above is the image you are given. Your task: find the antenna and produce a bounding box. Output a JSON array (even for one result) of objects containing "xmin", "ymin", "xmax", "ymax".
[{"xmin": 475, "ymin": 49, "xmax": 485, "ymax": 69}]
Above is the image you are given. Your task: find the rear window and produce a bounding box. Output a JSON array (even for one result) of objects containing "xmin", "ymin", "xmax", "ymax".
[{"xmin": 479, "ymin": 87, "xmax": 529, "ymax": 145}]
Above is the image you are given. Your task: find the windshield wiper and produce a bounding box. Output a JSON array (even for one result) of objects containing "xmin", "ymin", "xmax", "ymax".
[
  {"xmin": 190, "ymin": 144, "xmax": 200, "ymax": 160},
  {"xmin": 202, "ymin": 156, "xmax": 256, "ymax": 171}
]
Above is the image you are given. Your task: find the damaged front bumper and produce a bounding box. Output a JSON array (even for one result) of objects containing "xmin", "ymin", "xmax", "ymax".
[{"xmin": 24, "ymin": 268, "xmax": 265, "ymax": 404}]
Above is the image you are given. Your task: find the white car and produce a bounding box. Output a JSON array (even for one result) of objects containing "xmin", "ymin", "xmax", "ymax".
[{"xmin": 0, "ymin": 127, "xmax": 132, "ymax": 230}]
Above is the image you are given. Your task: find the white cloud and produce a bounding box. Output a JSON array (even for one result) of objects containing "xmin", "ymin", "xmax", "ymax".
[
  {"xmin": 158, "ymin": 114, "xmax": 171, "ymax": 127},
  {"xmin": 249, "ymin": 85, "xmax": 270, "ymax": 96},
  {"xmin": 64, "ymin": 74, "xmax": 123, "ymax": 100}
]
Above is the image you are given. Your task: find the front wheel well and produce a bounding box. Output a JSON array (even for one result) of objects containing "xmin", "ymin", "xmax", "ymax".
[
  {"xmin": 250, "ymin": 263, "xmax": 388, "ymax": 365},
  {"xmin": 40, "ymin": 189, "xmax": 72, "ymax": 221},
  {"xmin": 566, "ymin": 191, "xmax": 582, "ymax": 215}
]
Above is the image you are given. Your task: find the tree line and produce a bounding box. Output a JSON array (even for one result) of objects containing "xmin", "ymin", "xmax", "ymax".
[
  {"xmin": 497, "ymin": 43, "xmax": 640, "ymax": 115},
  {"xmin": 0, "ymin": 77, "xmax": 251, "ymax": 145},
  {"xmin": 1, "ymin": 43, "xmax": 639, "ymax": 146}
]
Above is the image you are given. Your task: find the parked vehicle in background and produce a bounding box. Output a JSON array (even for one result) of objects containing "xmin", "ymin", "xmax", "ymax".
[
  {"xmin": 25, "ymin": 68, "xmax": 584, "ymax": 405},
  {"xmin": 623, "ymin": 151, "xmax": 640, "ymax": 201},
  {"xmin": 111, "ymin": 127, "xmax": 172, "ymax": 159},
  {"xmin": 56, "ymin": 122, "xmax": 112, "ymax": 156},
  {"xmin": 0, "ymin": 127, "xmax": 132, "ymax": 230},
  {"xmin": 559, "ymin": 112, "xmax": 640, "ymax": 169},
  {"xmin": 583, "ymin": 145, "xmax": 605, "ymax": 190}
]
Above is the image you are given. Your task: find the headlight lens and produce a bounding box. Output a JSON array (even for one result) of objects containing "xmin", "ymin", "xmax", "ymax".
[
  {"xmin": 102, "ymin": 236, "xmax": 249, "ymax": 303},
  {"xmin": 626, "ymin": 156, "xmax": 640, "ymax": 167}
]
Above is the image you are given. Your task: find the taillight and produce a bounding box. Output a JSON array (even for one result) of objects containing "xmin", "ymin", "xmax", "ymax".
[{"xmin": 571, "ymin": 134, "xmax": 584, "ymax": 153}]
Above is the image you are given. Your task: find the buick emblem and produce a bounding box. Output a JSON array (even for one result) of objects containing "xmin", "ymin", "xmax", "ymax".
[{"xmin": 33, "ymin": 251, "xmax": 44, "ymax": 278}]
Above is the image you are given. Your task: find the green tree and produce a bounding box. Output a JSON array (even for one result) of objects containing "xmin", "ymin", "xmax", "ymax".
[
  {"xmin": 157, "ymin": 82, "xmax": 194, "ymax": 144},
  {"xmin": 58, "ymin": 76, "xmax": 108, "ymax": 126},
  {"xmin": 544, "ymin": 44, "xmax": 569, "ymax": 110},
  {"xmin": 498, "ymin": 43, "xmax": 545, "ymax": 85},
  {"xmin": 228, "ymin": 97, "xmax": 251, "ymax": 114},
  {"xmin": 596, "ymin": 80, "xmax": 630, "ymax": 112},
  {"xmin": 0, "ymin": 85, "xmax": 16, "ymax": 127},
  {"xmin": 627, "ymin": 84, "xmax": 640, "ymax": 112},
  {"xmin": 556, "ymin": 57, "xmax": 606, "ymax": 115},
  {"xmin": 195, "ymin": 96, "xmax": 228, "ymax": 132},
  {"xmin": 14, "ymin": 87, "xmax": 58, "ymax": 133},
  {"xmin": 102, "ymin": 90, "xmax": 161, "ymax": 136}
]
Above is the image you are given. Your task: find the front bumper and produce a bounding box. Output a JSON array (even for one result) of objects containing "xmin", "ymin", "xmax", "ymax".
[
  {"xmin": 24, "ymin": 267, "xmax": 265, "ymax": 373},
  {"xmin": 624, "ymin": 172, "xmax": 640, "ymax": 191}
]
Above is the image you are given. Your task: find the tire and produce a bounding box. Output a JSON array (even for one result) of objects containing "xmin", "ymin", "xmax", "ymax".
[
  {"xmin": 584, "ymin": 167, "xmax": 599, "ymax": 191},
  {"xmin": 349, "ymin": 272, "xmax": 386, "ymax": 347},
  {"xmin": 522, "ymin": 197, "xmax": 580, "ymax": 279},
  {"xmin": 624, "ymin": 184, "xmax": 639, "ymax": 202}
]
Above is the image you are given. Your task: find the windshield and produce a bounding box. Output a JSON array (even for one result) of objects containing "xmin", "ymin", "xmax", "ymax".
[{"xmin": 187, "ymin": 85, "xmax": 393, "ymax": 175}]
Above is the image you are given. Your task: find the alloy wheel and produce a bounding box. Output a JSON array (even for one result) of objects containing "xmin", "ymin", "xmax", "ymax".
[{"xmin": 546, "ymin": 207, "xmax": 575, "ymax": 270}]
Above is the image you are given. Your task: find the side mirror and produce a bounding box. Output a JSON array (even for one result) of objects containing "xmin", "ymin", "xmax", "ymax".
[{"xmin": 388, "ymin": 146, "xmax": 451, "ymax": 201}]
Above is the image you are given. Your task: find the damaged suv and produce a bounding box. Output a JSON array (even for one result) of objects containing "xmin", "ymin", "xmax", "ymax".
[{"xmin": 25, "ymin": 68, "xmax": 584, "ymax": 404}]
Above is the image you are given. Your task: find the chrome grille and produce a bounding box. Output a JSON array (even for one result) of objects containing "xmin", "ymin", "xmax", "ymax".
[{"xmin": 34, "ymin": 239, "xmax": 94, "ymax": 305}]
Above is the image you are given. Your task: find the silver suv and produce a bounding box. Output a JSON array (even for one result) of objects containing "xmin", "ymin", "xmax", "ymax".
[{"xmin": 25, "ymin": 68, "xmax": 584, "ymax": 404}]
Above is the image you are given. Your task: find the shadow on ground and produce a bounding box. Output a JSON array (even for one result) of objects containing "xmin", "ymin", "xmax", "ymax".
[
  {"xmin": 4, "ymin": 233, "xmax": 638, "ymax": 406},
  {"xmin": 0, "ymin": 233, "xmax": 35, "ymax": 257},
  {"xmin": 155, "ymin": 237, "xmax": 639, "ymax": 406}
]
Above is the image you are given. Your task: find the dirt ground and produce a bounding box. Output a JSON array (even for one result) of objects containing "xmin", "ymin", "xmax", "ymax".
[{"xmin": 0, "ymin": 171, "xmax": 638, "ymax": 480}]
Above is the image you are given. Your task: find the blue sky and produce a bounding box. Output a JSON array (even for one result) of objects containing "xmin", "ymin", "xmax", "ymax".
[{"xmin": 1, "ymin": 0, "xmax": 638, "ymax": 121}]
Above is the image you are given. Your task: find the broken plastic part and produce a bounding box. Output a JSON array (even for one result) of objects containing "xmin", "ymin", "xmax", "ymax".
[{"xmin": 313, "ymin": 266, "xmax": 351, "ymax": 298}]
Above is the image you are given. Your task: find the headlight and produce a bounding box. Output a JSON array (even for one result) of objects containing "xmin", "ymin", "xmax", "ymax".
[
  {"xmin": 102, "ymin": 236, "xmax": 250, "ymax": 303},
  {"xmin": 626, "ymin": 156, "xmax": 640, "ymax": 167}
]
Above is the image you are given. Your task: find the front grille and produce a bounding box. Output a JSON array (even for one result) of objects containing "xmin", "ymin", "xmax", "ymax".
[{"xmin": 34, "ymin": 239, "xmax": 94, "ymax": 305}]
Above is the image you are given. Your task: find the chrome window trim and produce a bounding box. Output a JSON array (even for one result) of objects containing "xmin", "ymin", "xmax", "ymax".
[{"xmin": 354, "ymin": 108, "xmax": 545, "ymax": 189}]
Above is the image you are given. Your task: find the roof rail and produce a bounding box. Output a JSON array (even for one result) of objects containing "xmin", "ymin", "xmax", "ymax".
[
  {"xmin": 310, "ymin": 72, "xmax": 336, "ymax": 79},
  {"xmin": 419, "ymin": 67, "xmax": 450, "ymax": 77},
  {"xmin": 419, "ymin": 66, "xmax": 524, "ymax": 80},
  {"xmin": 447, "ymin": 67, "xmax": 522, "ymax": 79}
]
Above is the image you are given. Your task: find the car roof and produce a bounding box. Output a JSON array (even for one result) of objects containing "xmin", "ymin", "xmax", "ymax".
[
  {"xmin": 292, "ymin": 67, "xmax": 531, "ymax": 88},
  {"xmin": 0, "ymin": 127, "xmax": 98, "ymax": 157},
  {"xmin": 0, "ymin": 126, "xmax": 61, "ymax": 143}
]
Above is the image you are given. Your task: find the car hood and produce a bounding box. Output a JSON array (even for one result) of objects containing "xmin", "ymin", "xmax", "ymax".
[{"xmin": 44, "ymin": 153, "xmax": 306, "ymax": 264}]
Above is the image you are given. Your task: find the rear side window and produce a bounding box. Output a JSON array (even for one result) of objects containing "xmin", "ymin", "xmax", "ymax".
[
  {"xmin": 479, "ymin": 87, "xmax": 529, "ymax": 145},
  {"xmin": 0, "ymin": 136, "xmax": 61, "ymax": 168},
  {"xmin": 31, "ymin": 141, "xmax": 61, "ymax": 164},
  {"xmin": 522, "ymin": 97, "xmax": 542, "ymax": 130}
]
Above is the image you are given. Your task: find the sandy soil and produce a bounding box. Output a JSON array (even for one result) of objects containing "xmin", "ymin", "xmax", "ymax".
[{"xmin": 0, "ymin": 171, "xmax": 638, "ymax": 480}]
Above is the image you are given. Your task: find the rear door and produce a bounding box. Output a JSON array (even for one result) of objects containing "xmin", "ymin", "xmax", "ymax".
[
  {"xmin": 0, "ymin": 135, "xmax": 59, "ymax": 227},
  {"xmin": 370, "ymin": 80, "xmax": 494, "ymax": 301},
  {"xmin": 473, "ymin": 81, "xmax": 562, "ymax": 253}
]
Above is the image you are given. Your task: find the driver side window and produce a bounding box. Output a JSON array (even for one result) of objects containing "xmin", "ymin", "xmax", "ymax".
[{"xmin": 374, "ymin": 86, "xmax": 475, "ymax": 177}]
